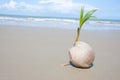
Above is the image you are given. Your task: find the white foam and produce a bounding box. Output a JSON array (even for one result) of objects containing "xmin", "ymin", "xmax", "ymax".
[{"xmin": 0, "ymin": 16, "xmax": 120, "ymax": 30}]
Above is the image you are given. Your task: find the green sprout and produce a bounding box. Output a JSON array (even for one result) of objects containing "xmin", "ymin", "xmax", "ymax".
[{"xmin": 75, "ymin": 7, "xmax": 97, "ymax": 42}]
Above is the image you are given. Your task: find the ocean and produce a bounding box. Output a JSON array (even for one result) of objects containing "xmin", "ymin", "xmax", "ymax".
[{"xmin": 0, "ymin": 14, "xmax": 120, "ymax": 30}]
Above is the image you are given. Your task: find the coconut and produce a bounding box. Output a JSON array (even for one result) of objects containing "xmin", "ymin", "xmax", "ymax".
[
  {"xmin": 69, "ymin": 41, "xmax": 95, "ymax": 68},
  {"xmin": 66, "ymin": 7, "xmax": 97, "ymax": 68}
]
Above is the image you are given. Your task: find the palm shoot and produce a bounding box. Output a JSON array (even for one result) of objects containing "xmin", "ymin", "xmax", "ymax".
[{"xmin": 75, "ymin": 7, "xmax": 97, "ymax": 42}]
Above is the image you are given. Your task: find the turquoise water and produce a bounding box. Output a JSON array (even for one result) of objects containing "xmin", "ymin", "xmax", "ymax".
[{"xmin": 0, "ymin": 14, "xmax": 120, "ymax": 30}]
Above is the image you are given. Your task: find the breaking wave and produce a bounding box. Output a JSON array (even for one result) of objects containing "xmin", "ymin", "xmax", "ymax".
[{"xmin": 0, "ymin": 15, "xmax": 120, "ymax": 30}]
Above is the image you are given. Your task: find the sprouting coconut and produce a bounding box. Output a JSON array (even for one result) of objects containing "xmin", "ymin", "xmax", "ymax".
[{"xmin": 69, "ymin": 7, "xmax": 97, "ymax": 68}]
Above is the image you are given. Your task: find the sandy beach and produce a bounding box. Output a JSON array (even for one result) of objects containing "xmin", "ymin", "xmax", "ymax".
[{"xmin": 0, "ymin": 25, "xmax": 120, "ymax": 80}]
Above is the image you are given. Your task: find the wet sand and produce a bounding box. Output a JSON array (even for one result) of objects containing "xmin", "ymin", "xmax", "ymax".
[{"xmin": 0, "ymin": 25, "xmax": 120, "ymax": 80}]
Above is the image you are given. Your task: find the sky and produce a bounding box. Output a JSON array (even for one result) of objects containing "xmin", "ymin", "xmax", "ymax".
[{"xmin": 0, "ymin": 0, "xmax": 120, "ymax": 20}]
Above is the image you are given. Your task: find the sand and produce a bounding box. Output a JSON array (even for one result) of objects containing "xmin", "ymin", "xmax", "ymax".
[{"xmin": 0, "ymin": 25, "xmax": 120, "ymax": 80}]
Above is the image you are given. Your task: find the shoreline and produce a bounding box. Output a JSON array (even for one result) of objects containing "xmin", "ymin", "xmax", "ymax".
[
  {"xmin": 0, "ymin": 25, "xmax": 120, "ymax": 80},
  {"xmin": 1, "ymin": 23, "xmax": 120, "ymax": 31},
  {"xmin": 0, "ymin": 15, "xmax": 120, "ymax": 30}
]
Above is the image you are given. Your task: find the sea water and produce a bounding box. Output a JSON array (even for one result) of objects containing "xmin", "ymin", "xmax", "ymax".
[{"xmin": 0, "ymin": 14, "xmax": 120, "ymax": 30}]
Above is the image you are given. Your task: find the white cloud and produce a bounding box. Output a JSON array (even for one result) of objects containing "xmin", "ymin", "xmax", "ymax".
[
  {"xmin": 40, "ymin": 0, "xmax": 72, "ymax": 4},
  {"xmin": 39, "ymin": 0, "xmax": 74, "ymax": 13},
  {"xmin": 0, "ymin": 0, "xmax": 43, "ymax": 11},
  {"xmin": 0, "ymin": 0, "xmax": 97, "ymax": 14},
  {"xmin": 8, "ymin": 0, "xmax": 17, "ymax": 8},
  {"xmin": 39, "ymin": 0, "xmax": 97, "ymax": 13},
  {"xmin": 39, "ymin": 0, "xmax": 72, "ymax": 4},
  {"xmin": 18, "ymin": 2, "xmax": 43, "ymax": 11},
  {"xmin": 0, "ymin": 0, "xmax": 17, "ymax": 9}
]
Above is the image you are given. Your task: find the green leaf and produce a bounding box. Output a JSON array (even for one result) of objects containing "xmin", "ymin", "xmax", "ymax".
[
  {"xmin": 81, "ymin": 9, "xmax": 97, "ymax": 27},
  {"xmin": 90, "ymin": 16, "xmax": 97, "ymax": 19},
  {"xmin": 75, "ymin": 7, "xmax": 97, "ymax": 42},
  {"xmin": 79, "ymin": 6, "xmax": 84, "ymax": 28}
]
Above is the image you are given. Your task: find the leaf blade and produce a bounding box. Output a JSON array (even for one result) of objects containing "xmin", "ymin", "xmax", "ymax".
[
  {"xmin": 90, "ymin": 16, "xmax": 97, "ymax": 19},
  {"xmin": 79, "ymin": 6, "xmax": 84, "ymax": 28},
  {"xmin": 81, "ymin": 9, "xmax": 97, "ymax": 27}
]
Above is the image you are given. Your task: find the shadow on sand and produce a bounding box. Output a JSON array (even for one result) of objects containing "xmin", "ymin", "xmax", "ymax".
[{"xmin": 70, "ymin": 61, "xmax": 94, "ymax": 69}]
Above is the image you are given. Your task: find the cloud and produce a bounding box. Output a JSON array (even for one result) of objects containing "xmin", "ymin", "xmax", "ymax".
[
  {"xmin": 0, "ymin": 0, "xmax": 17, "ymax": 9},
  {"xmin": 18, "ymin": 2, "xmax": 43, "ymax": 11},
  {"xmin": 39, "ymin": 0, "xmax": 74, "ymax": 13},
  {"xmin": 0, "ymin": 0, "xmax": 97, "ymax": 14},
  {"xmin": 39, "ymin": 0, "xmax": 97, "ymax": 13}
]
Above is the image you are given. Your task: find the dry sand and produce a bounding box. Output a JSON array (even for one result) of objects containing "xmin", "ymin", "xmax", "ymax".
[{"xmin": 0, "ymin": 25, "xmax": 120, "ymax": 80}]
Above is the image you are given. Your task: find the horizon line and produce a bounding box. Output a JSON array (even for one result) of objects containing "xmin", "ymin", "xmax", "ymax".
[{"xmin": 0, "ymin": 14, "xmax": 120, "ymax": 21}]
